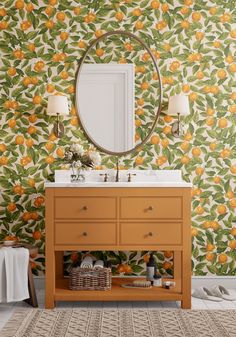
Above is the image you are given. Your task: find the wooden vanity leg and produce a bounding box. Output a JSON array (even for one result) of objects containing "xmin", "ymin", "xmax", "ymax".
[{"xmin": 181, "ymin": 248, "xmax": 192, "ymax": 309}]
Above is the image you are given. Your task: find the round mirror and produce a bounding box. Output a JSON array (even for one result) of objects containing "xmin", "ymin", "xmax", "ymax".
[{"xmin": 76, "ymin": 30, "xmax": 162, "ymax": 156}]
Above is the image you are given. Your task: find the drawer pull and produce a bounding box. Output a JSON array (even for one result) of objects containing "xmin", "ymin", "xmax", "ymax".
[
  {"xmin": 148, "ymin": 232, "xmax": 153, "ymax": 236},
  {"xmin": 148, "ymin": 206, "xmax": 153, "ymax": 211},
  {"xmin": 82, "ymin": 232, "xmax": 88, "ymax": 236},
  {"xmin": 82, "ymin": 206, "xmax": 88, "ymax": 211}
]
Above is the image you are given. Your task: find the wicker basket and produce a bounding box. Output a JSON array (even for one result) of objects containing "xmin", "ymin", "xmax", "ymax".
[{"xmin": 69, "ymin": 267, "xmax": 112, "ymax": 291}]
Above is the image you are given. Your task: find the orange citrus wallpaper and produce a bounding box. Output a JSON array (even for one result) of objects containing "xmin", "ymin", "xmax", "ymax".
[{"xmin": 0, "ymin": 0, "xmax": 236, "ymax": 276}]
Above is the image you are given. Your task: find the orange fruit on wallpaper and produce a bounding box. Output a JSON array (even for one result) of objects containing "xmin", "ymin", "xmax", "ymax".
[
  {"xmin": 217, "ymin": 205, "xmax": 227, "ymax": 215},
  {"xmin": 180, "ymin": 6, "xmax": 189, "ymax": 15},
  {"xmin": 115, "ymin": 12, "xmax": 124, "ymax": 21},
  {"xmin": 0, "ymin": 21, "xmax": 8, "ymax": 30},
  {"xmin": 70, "ymin": 117, "xmax": 78, "ymax": 126},
  {"xmin": 33, "ymin": 231, "xmax": 41, "ymax": 240},
  {"xmin": 26, "ymin": 3, "xmax": 34, "ymax": 12},
  {"xmin": 191, "ymin": 228, "xmax": 198, "ymax": 236},
  {"xmin": 181, "ymin": 141, "xmax": 190, "ymax": 151},
  {"xmin": 15, "ymin": 135, "xmax": 24, "ymax": 145},
  {"xmin": 161, "ymin": 139, "xmax": 169, "ymax": 148},
  {"xmin": 218, "ymin": 254, "xmax": 228, "ymax": 264},
  {"xmin": 45, "ymin": 156, "xmax": 55, "ymax": 164},
  {"xmin": 96, "ymin": 48, "xmax": 104, "ymax": 57},
  {"xmin": 163, "ymin": 261, "xmax": 172, "ymax": 270},
  {"xmin": 181, "ymin": 20, "xmax": 190, "ymax": 29},
  {"xmin": 67, "ymin": 85, "xmax": 75, "ymax": 94},
  {"xmin": 0, "ymin": 156, "xmax": 8, "ymax": 165},
  {"xmin": 184, "ymin": 0, "xmax": 193, "ymax": 5},
  {"xmin": 8, "ymin": 119, "xmax": 16, "ymax": 128},
  {"xmin": 192, "ymin": 12, "xmax": 201, "ymax": 21},
  {"xmin": 56, "ymin": 12, "xmax": 66, "ymax": 21},
  {"xmin": 27, "ymin": 43, "xmax": 35, "ymax": 52},
  {"xmin": 56, "ymin": 147, "xmax": 64, "ymax": 157},
  {"xmin": 195, "ymin": 206, "xmax": 204, "ymax": 215},
  {"xmin": 45, "ymin": 6, "xmax": 53, "ymax": 16},
  {"xmin": 181, "ymin": 155, "xmax": 190, "ymax": 165},
  {"xmin": 206, "ymin": 252, "xmax": 214, "ymax": 262},
  {"xmin": 26, "ymin": 138, "xmax": 34, "ymax": 147},
  {"xmin": 161, "ymin": 3, "xmax": 169, "ymax": 12},
  {"xmin": 7, "ymin": 202, "xmax": 17, "ymax": 212},
  {"xmin": 229, "ymin": 240, "xmax": 236, "ymax": 249},
  {"xmin": 226, "ymin": 55, "xmax": 234, "ymax": 63},
  {"xmin": 218, "ymin": 118, "xmax": 228, "ymax": 128},
  {"xmin": 195, "ymin": 32, "xmax": 204, "ymax": 41},
  {"xmin": 182, "ymin": 84, "xmax": 190, "ymax": 93},
  {"xmin": 15, "ymin": 0, "xmax": 24, "ymax": 9},
  {"xmin": 209, "ymin": 6, "xmax": 217, "ymax": 15},
  {"xmin": 45, "ymin": 20, "xmax": 54, "ymax": 29},
  {"xmin": 192, "ymin": 147, "xmax": 201, "ymax": 157},
  {"xmin": 214, "ymin": 176, "xmax": 221, "ymax": 184},
  {"xmin": 163, "ymin": 126, "xmax": 171, "ymax": 134},
  {"xmin": 28, "ymin": 114, "xmax": 37, "ymax": 123},
  {"xmin": 117, "ymin": 264, "xmax": 126, "ymax": 273},
  {"xmin": 195, "ymin": 167, "xmax": 204, "ymax": 175},
  {"xmin": 46, "ymin": 141, "xmax": 54, "ymax": 150},
  {"xmin": 230, "ymin": 199, "xmax": 236, "ymax": 208},
  {"xmin": 151, "ymin": 1, "xmax": 160, "ymax": 9},
  {"xmin": 28, "ymin": 178, "xmax": 35, "ymax": 187},
  {"xmin": 20, "ymin": 20, "xmax": 31, "ymax": 30},
  {"xmin": 27, "ymin": 126, "xmax": 36, "ymax": 134},
  {"xmin": 13, "ymin": 184, "xmax": 25, "ymax": 195},
  {"xmin": 164, "ymin": 251, "xmax": 173, "ymax": 259},
  {"xmin": 206, "ymin": 244, "xmax": 215, "ymax": 251},
  {"xmin": 135, "ymin": 21, "xmax": 144, "ymax": 29},
  {"xmin": 22, "ymin": 212, "xmax": 31, "ymax": 221},
  {"xmin": 230, "ymin": 228, "xmax": 236, "ymax": 236},
  {"xmin": 60, "ymin": 31, "xmax": 68, "ymax": 40},
  {"xmin": 0, "ymin": 8, "xmax": 7, "ymax": 16},
  {"xmin": 13, "ymin": 49, "xmax": 24, "ymax": 59},
  {"xmin": 220, "ymin": 13, "xmax": 231, "ymax": 23},
  {"xmin": 135, "ymin": 156, "xmax": 144, "ymax": 165},
  {"xmin": 150, "ymin": 135, "xmax": 159, "ymax": 144},
  {"xmin": 226, "ymin": 191, "xmax": 234, "ymax": 199},
  {"xmin": 7, "ymin": 67, "xmax": 17, "ymax": 76},
  {"xmin": 0, "ymin": 144, "xmax": 7, "ymax": 152},
  {"xmin": 196, "ymin": 71, "xmax": 204, "ymax": 79},
  {"xmin": 132, "ymin": 8, "xmax": 142, "ymax": 16},
  {"xmin": 73, "ymin": 6, "xmax": 81, "ymax": 15}
]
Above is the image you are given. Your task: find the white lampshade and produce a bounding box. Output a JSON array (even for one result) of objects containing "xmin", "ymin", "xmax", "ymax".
[
  {"xmin": 167, "ymin": 94, "xmax": 190, "ymax": 116},
  {"xmin": 47, "ymin": 95, "xmax": 69, "ymax": 116}
]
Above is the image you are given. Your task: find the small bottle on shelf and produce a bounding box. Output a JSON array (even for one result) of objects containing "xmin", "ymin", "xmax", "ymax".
[
  {"xmin": 146, "ymin": 253, "xmax": 156, "ymax": 282},
  {"xmin": 153, "ymin": 273, "xmax": 162, "ymax": 287}
]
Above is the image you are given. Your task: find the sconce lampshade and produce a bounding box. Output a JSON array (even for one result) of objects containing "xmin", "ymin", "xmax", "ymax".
[
  {"xmin": 47, "ymin": 95, "xmax": 69, "ymax": 116},
  {"xmin": 167, "ymin": 94, "xmax": 190, "ymax": 116}
]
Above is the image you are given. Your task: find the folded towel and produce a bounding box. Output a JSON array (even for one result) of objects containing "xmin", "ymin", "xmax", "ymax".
[
  {"xmin": 94, "ymin": 260, "xmax": 104, "ymax": 269},
  {"xmin": 0, "ymin": 247, "xmax": 29, "ymax": 302},
  {"xmin": 80, "ymin": 256, "xmax": 93, "ymax": 268}
]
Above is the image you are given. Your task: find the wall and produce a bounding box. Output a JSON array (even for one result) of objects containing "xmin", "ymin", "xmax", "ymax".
[{"xmin": 0, "ymin": 0, "xmax": 235, "ymax": 276}]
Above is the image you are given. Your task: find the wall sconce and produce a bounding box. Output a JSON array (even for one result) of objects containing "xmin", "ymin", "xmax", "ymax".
[
  {"xmin": 47, "ymin": 95, "xmax": 69, "ymax": 138},
  {"xmin": 167, "ymin": 94, "xmax": 190, "ymax": 137}
]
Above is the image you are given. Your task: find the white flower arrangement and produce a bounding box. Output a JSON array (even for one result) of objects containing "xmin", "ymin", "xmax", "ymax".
[{"xmin": 64, "ymin": 143, "xmax": 101, "ymax": 170}]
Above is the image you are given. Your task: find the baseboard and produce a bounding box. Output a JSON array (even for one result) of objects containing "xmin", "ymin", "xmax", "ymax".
[
  {"xmin": 34, "ymin": 276, "xmax": 236, "ymax": 291},
  {"xmin": 192, "ymin": 276, "xmax": 236, "ymax": 289}
]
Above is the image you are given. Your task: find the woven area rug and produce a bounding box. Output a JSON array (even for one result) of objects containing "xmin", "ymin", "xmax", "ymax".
[{"xmin": 1, "ymin": 309, "xmax": 236, "ymax": 337}]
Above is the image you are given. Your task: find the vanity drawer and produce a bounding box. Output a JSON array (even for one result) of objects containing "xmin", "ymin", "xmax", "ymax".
[
  {"xmin": 55, "ymin": 222, "xmax": 116, "ymax": 245},
  {"xmin": 120, "ymin": 197, "xmax": 182, "ymax": 219},
  {"xmin": 120, "ymin": 222, "xmax": 182, "ymax": 245},
  {"xmin": 55, "ymin": 197, "xmax": 116, "ymax": 219}
]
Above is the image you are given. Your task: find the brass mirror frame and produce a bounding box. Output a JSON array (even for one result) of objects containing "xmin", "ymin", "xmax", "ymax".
[{"xmin": 75, "ymin": 30, "xmax": 162, "ymax": 156}]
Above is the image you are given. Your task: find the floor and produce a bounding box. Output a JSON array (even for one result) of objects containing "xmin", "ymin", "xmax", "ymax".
[{"xmin": 1, "ymin": 289, "xmax": 236, "ymax": 332}]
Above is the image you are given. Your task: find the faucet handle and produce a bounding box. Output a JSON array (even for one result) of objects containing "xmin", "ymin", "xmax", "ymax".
[
  {"xmin": 100, "ymin": 173, "xmax": 109, "ymax": 182},
  {"xmin": 127, "ymin": 173, "xmax": 136, "ymax": 182}
]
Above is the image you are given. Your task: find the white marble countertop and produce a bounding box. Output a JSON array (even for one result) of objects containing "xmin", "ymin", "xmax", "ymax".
[{"xmin": 44, "ymin": 181, "xmax": 192, "ymax": 188}]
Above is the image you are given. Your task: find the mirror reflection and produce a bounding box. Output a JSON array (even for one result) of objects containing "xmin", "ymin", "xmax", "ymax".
[{"xmin": 76, "ymin": 31, "xmax": 162, "ymax": 155}]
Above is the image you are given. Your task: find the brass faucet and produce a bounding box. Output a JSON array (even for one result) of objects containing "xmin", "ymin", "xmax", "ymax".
[{"xmin": 115, "ymin": 158, "xmax": 119, "ymax": 182}]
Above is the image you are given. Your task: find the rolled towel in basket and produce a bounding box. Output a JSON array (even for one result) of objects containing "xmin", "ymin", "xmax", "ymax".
[
  {"xmin": 81, "ymin": 256, "xmax": 93, "ymax": 268},
  {"xmin": 94, "ymin": 260, "xmax": 104, "ymax": 269}
]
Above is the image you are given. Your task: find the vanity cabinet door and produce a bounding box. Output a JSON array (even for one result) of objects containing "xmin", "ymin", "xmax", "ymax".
[
  {"xmin": 55, "ymin": 222, "xmax": 117, "ymax": 245},
  {"xmin": 120, "ymin": 222, "xmax": 182, "ymax": 245},
  {"xmin": 120, "ymin": 197, "xmax": 182, "ymax": 220},
  {"xmin": 55, "ymin": 197, "xmax": 116, "ymax": 219}
]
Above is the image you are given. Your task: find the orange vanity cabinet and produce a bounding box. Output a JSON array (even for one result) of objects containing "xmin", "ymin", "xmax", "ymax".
[{"xmin": 45, "ymin": 186, "xmax": 191, "ymax": 309}]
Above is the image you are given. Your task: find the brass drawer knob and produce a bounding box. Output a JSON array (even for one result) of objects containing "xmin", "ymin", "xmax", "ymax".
[
  {"xmin": 82, "ymin": 232, "xmax": 88, "ymax": 236},
  {"xmin": 148, "ymin": 232, "xmax": 153, "ymax": 236},
  {"xmin": 148, "ymin": 206, "xmax": 153, "ymax": 211},
  {"xmin": 82, "ymin": 206, "xmax": 87, "ymax": 211}
]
